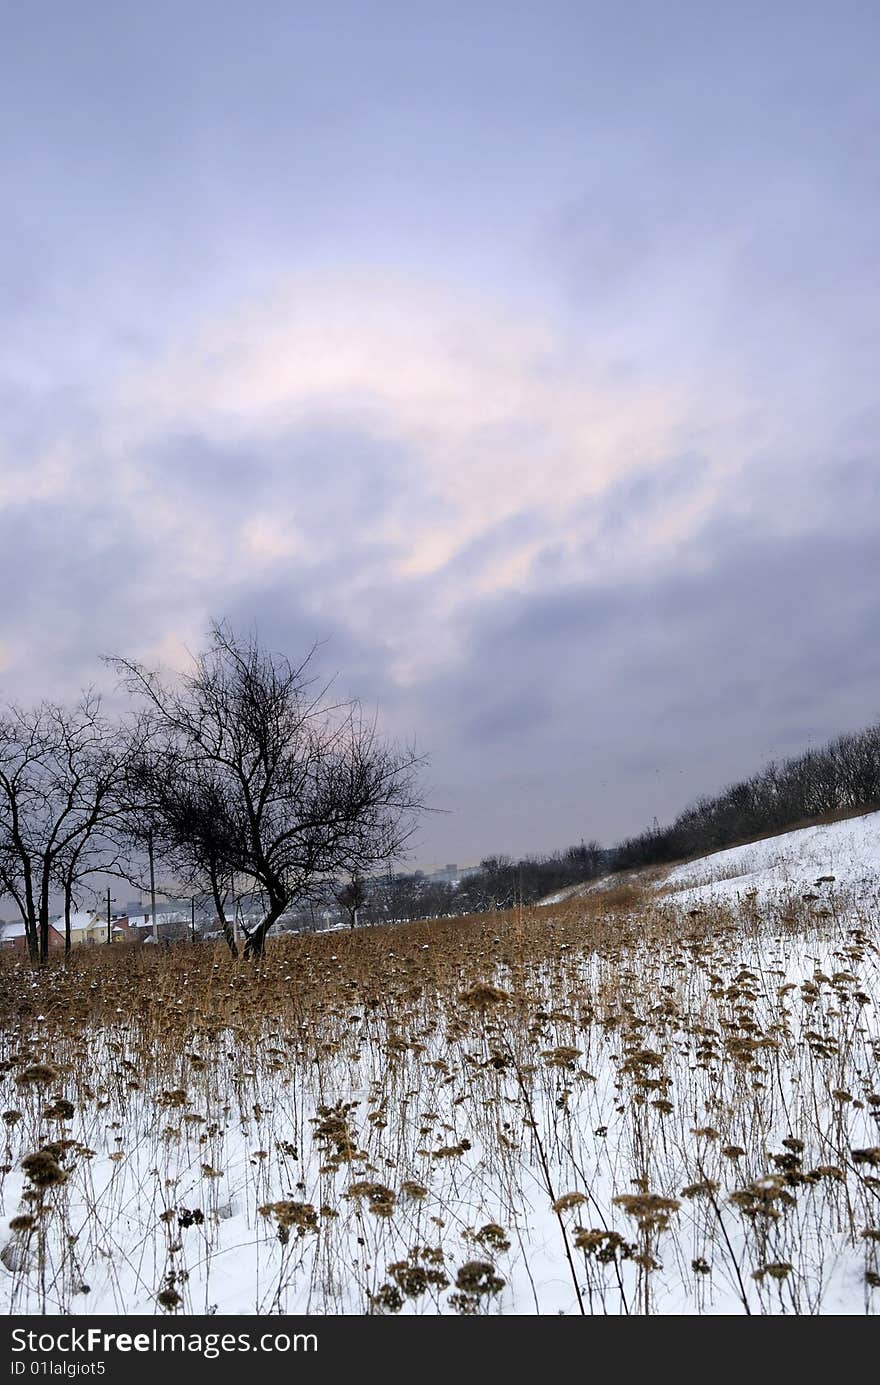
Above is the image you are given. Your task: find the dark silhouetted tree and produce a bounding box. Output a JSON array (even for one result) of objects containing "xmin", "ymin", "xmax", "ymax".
[
  {"xmin": 0, "ymin": 695, "xmax": 129, "ymax": 963},
  {"xmin": 111, "ymin": 623, "xmax": 423, "ymax": 959},
  {"xmin": 335, "ymin": 873, "xmax": 367, "ymax": 929}
]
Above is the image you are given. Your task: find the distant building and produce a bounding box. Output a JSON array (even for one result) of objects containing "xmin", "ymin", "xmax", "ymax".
[
  {"xmin": 0, "ymin": 919, "xmax": 64, "ymax": 952},
  {"xmin": 126, "ymin": 911, "xmax": 190, "ymax": 943},
  {"xmin": 49, "ymin": 911, "xmax": 132, "ymax": 945},
  {"xmin": 53, "ymin": 912, "xmax": 108, "ymax": 946},
  {"xmin": 423, "ymin": 862, "xmax": 479, "ymax": 885}
]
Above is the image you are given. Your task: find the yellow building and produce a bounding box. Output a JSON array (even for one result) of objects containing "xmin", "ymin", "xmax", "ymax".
[{"xmin": 51, "ymin": 911, "xmax": 128, "ymax": 945}]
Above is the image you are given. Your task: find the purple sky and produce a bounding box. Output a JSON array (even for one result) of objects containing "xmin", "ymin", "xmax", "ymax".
[{"xmin": 2, "ymin": 2, "xmax": 879, "ymax": 867}]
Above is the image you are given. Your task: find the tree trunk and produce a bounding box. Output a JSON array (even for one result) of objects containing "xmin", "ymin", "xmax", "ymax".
[
  {"xmin": 38, "ymin": 903, "xmax": 49, "ymax": 965},
  {"xmin": 211, "ymin": 875, "xmax": 238, "ymax": 958},
  {"xmin": 21, "ymin": 870, "xmax": 38, "ymax": 965},
  {"xmin": 149, "ymin": 831, "xmax": 158, "ymax": 945},
  {"xmin": 221, "ymin": 914, "xmax": 238, "ymax": 957},
  {"xmin": 37, "ymin": 869, "xmax": 51, "ymax": 964},
  {"xmin": 25, "ymin": 916, "xmax": 38, "ymax": 966},
  {"xmin": 243, "ymin": 902, "xmax": 285, "ymax": 959},
  {"xmin": 64, "ymin": 881, "xmax": 73, "ymax": 957}
]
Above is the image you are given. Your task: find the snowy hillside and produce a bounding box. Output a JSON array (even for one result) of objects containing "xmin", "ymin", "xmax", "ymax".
[
  {"xmin": 660, "ymin": 810, "xmax": 880, "ymax": 908},
  {"xmin": 540, "ymin": 809, "xmax": 880, "ymax": 910},
  {"xmin": 2, "ymin": 831, "xmax": 879, "ymax": 1316}
]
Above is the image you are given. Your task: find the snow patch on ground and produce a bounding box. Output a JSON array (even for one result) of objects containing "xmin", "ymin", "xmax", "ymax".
[{"xmin": 660, "ymin": 811, "xmax": 880, "ymax": 908}]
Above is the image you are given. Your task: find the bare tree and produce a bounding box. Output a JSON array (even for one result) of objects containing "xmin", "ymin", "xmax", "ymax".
[
  {"xmin": 115, "ymin": 743, "xmax": 244, "ymax": 955},
  {"xmin": 110, "ymin": 623, "xmax": 424, "ymax": 959},
  {"xmin": 335, "ymin": 872, "xmax": 367, "ymax": 929},
  {"xmin": 0, "ymin": 695, "xmax": 130, "ymax": 963},
  {"xmin": 53, "ymin": 822, "xmax": 128, "ymax": 956}
]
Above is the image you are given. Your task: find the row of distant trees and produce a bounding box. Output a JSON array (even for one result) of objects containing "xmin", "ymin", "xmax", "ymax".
[
  {"xmin": 348, "ymin": 840, "xmax": 608, "ymax": 922},
  {"xmin": 356, "ymin": 720, "xmax": 880, "ymax": 922},
  {"xmin": 612, "ymin": 722, "xmax": 880, "ymax": 873},
  {"xmin": 0, "ymin": 623, "xmax": 421, "ymax": 964},
  {"xmin": 5, "ymin": 622, "xmax": 878, "ymax": 953}
]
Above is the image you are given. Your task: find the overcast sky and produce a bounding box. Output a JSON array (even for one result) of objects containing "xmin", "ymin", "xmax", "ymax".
[{"xmin": 2, "ymin": 2, "xmax": 878, "ymax": 867}]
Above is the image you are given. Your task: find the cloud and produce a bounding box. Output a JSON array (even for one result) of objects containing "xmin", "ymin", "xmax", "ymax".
[
  {"xmin": 1, "ymin": 266, "xmax": 877, "ymax": 863},
  {"xmin": 0, "ymin": 271, "xmax": 712, "ymax": 682},
  {"xmin": 400, "ymin": 513, "xmax": 880, "ymax": 858}
]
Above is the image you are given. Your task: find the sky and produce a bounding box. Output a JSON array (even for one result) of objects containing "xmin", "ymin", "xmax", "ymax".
[{"xmin": 1, "ymin": 1, "xmax": 879, "ymax": 868}]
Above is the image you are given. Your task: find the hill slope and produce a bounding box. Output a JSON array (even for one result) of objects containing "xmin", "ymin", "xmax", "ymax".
[{"xmin": 539, "ymin": 808, "xmax": 880, "ymax": 909}]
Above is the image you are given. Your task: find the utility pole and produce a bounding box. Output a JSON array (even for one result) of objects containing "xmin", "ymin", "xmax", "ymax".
[
  {"xmin": 106, "ymin": 887, "xmax": 115, "ymax": 944},
  {"xmin": 149, "ymin": 828, "xmax": 158, "ymax": 944}
]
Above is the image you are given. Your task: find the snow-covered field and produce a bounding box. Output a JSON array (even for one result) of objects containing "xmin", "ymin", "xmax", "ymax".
[
  {"xmin": 0, "ymin": 861, "xmax": 878, "ymax": 1316},
  {"xmin": 540, "ymin": 810, "xmax": 880, "ymax": 912},
  {"xmin": 660, "ymin": 810, "xmax": 880, "ymax": 909}
]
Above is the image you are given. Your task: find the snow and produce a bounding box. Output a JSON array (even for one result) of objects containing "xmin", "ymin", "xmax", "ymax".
[
  {"xmin": 538, "ymin": 810, "xmax": 880, "ymax": 911},
  {"xmin": 1, "ymin": 812, "xmax": 878, "ymax": 1317},
  {"xmin": 660, "ymin": 810, "xmax": 880, "ymax": 909},
  {"xmin": 535, "ymin": 889, "xmax": 571, "ymax": 907},
  {"xmin": 51, "ymin": 912, "xmax": 96, "ymax": 932}
]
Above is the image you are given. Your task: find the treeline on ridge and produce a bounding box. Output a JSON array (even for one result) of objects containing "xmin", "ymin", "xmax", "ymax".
[
  {"xmin": 375, "ymin": 719, "xmax": 880, "ymax": 920},
  {"xmin": 362, "ymin": 840, "xmax": 608, "ymax": 921},
  {"xmin": 611, "ymin": 721, "xmax": 880, "ymax": 872}
]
